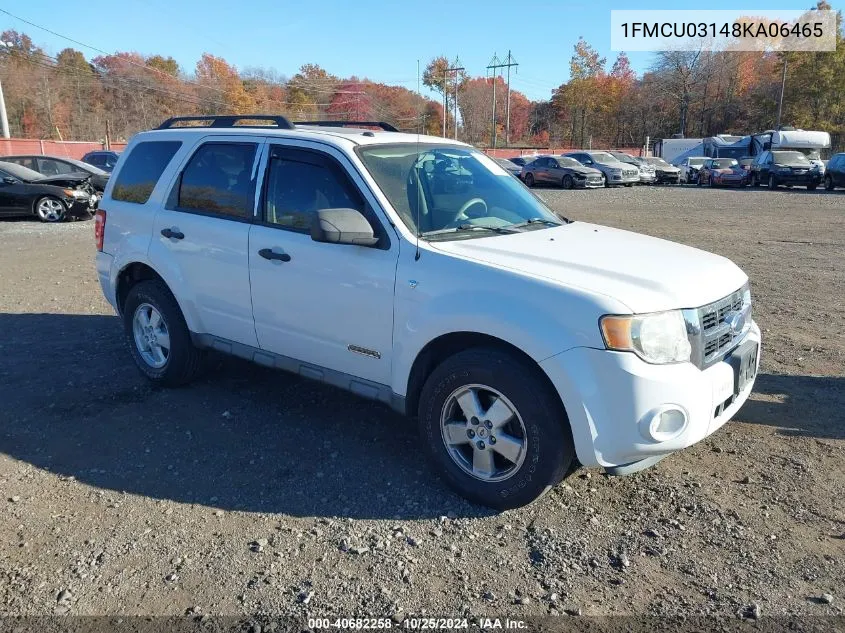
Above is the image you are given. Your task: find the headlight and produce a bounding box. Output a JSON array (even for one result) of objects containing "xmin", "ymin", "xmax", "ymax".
[
  {"xmin": 600, "ymin": 310, "xmax": 692, "ymax": 364},
  {"xmin": 63, "ymin": 188, "xmax": 88, "ymax": 198}
]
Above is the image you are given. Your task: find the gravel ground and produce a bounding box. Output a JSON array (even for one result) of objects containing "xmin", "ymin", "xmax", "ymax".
[{"xmin": 0, "ymin": 185, "xmax": 843, "ymax": 623}]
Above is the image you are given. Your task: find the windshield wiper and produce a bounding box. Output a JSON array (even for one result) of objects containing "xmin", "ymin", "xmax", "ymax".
[
  {"xmin": 509, "ymin": 218, "xmax": 564, "ymax": 229},
  {"xmin": 421, "ymin": 223, "xmax": 520, "ymax": 238}
]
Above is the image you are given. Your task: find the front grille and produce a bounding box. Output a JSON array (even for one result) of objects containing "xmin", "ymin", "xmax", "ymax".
[
  {"xmin": 684, "ymin": 286, "xmax": 750, "ymax": 368},
  {"xmin": 623, "ymin": 169, "xmax": 638, "ymax": 177}
]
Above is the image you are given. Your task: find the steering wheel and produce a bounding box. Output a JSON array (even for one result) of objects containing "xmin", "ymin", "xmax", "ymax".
[{"xmin": 451, "ymin": 197, "xmax": 488, "ymax": 224}]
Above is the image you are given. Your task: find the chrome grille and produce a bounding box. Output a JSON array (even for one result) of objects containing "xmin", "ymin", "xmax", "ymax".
[
  {"xmin": 683, "ymin": 285, "xmax": 751, "ymax": 369},
  {"xmin": 623, "ymin": 169, "xmax": 638, "ymax": 177}
]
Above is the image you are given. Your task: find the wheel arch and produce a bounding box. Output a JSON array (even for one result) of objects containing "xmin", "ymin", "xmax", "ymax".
[
  {"xmin": 403, "ymin": 331, "xmax": 569, "ymax": 426},
  {"xmin": 115, "ymin": 262, "xmax": 168, "ymax": 317}
]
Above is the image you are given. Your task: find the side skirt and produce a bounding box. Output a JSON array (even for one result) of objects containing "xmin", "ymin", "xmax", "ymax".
[{"xmin": 192, "ymin": 333, "xmax": 408, "ymax": 416}]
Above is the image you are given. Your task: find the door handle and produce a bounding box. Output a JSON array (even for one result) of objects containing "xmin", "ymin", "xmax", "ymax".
[
  {"xmin": 161, "ymin": 228, "xmax": 184, "ymax": 240},
  {"xmin": 259, "ymin": 248, "xmax": 291, "ymax": 262}
]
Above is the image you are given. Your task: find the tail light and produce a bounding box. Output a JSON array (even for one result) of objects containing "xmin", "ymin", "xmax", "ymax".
[{"xmin": 94, "ymin": 209, "xmax": 106, "ymax": 252}]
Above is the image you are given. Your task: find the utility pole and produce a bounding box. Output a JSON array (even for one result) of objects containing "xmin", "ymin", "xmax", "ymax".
[
  {"xmin": 442, "ymin": 58, "xmax": 464, "ymax": 138},
  {"xmin": 776, "ymin": 55, "xmax": 788, "ymax": 129},
  {"xmin": 503, "ymin": 51, "xmax": 518, "ymax": 146},
  {"xmin": 487, "ymin": 52, "xmax": 518, "ymax": 149},
  {"xmin": 0, "ymin": 41, "xmax": 11, "ymax": 138}
]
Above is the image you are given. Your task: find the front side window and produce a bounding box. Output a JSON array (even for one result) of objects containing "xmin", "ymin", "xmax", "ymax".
[
  {"xmin": 178, "ymin": 142, "xmax": 257, "ymax": 218},
  {"xmin": 357, "ymin": 144, "xmax": 564, "ymax": 240},
  {"xmin": 112, "ymin": 141, "xmax": 182, "ymax": 204},
  {"xmin": 263, "ymin": 149, "xmax": 365, "ymax": 231}
]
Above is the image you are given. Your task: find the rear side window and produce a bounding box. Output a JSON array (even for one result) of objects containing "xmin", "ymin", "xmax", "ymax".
[
  {"xmin": 112, "ymin": 141, "xmax": 182, "ymax": 204},
  {"xmin": 177, "ymin": 142, "xmax": 257, "ymax": 219},
  {"xmin": 38, "ymin": 159, "xmax": 75, "ymax": 175}
]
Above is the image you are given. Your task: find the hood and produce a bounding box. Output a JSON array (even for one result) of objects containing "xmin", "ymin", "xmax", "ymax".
[
  {"xmin": 596, "ymin": 159, "xmax": 631, "ymax": 169},
  {"xmin": 33, "ymin": 172, "xmax": 90, "ymax": 186},
  {"xmin": 430, "ymin": 222, "xmax": 747, "ymax": 313},
  {"xmin": 571, "ymin": 165, "xmax": 602, "ymax": 176},
  {"xmin": 656, "ymin": 164, "xmax": 679, "ymax": 172}
]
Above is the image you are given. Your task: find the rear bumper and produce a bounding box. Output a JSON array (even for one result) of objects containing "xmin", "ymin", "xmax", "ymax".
[
  {"xmin": 540, "ymin": 322, "xmax": 761, "ymax": 469},
  {"xmin": 96, "ymin": 251, "xmax": 118, "ymax": 313}
]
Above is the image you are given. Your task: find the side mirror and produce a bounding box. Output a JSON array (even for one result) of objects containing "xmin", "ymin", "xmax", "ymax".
[
  {"xmin": 311, "ymin": 208, "xmax": 379, "ymax": 247},
  {"xmin": 2, "ymin": 176, "xmax": 16, "ymax": 185}
]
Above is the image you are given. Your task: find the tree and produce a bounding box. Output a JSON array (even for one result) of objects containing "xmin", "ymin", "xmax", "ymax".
[{"xmin": 196, "ymin": 53, "xmax": 254, "ymax": 113}]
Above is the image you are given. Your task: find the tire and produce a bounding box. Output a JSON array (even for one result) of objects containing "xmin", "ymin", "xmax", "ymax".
[
  {"xmin": 807, "ymin": 184, "xmax": 817, "ymax": 191},
  {"xmin": 417, "ymin": 347, "xmax": 574, "ymax": 510},
  {"xmin": 825, "ymin": 175, "xmax": 834, "ymax": 191},
  {"xmin": 122, "ymin": 280, "xmax": 205, "ymax": 386},
  {"xmin": 562, "ymin": 174, "xmax": 574, "ymax": 190},
  {"xmin": 524, "ymin": 172, "xmax": 535, "ymax": 187},
  {"xmin": 708, "ymin": 175, "xmax": 715, "ymax": 187},
  {"xmin": 751, "ymin": 173, "xmax": 759, "ymax": 187},
  {"xmin": 696, "ymin": 174, "xmax": 702, "ymax": 187},
  {"xmin": 624, "ymin": 183, "xmax": 633, "ymax": 187},
  {"xmin": 768, "ymin": 174, "xmax": 777, "ymax": 189},
  {"xmin": 34, "ymin": 196, "xmax": 67, "ymax": 223}
]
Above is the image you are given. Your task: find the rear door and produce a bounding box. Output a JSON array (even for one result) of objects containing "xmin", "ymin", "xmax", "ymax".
[
  {"xmin": 147, "ymin": 137, "xmax": 261, "ymax": 348},
  {"xmin": 248, "ymin": 142, "xmax": 398, "ymax": 385}
]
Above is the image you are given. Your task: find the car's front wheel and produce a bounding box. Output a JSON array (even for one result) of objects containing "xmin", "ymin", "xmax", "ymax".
[
  {"xmin": 769, "ymin": 174, "xmax": 777, "ymax": 189},
  {"xmin": 562, "ymin": 174, "xmax": 574, "ymax": 189},
  {"xmin": 824, "ymin": 175, "xmax": 834, "ymax": 191},
  {"xmin": 418, "ymin": 347, "xmax": 574, "ymax": 510},
  {"xmin": 123, "ymin": 280, "xmax": 205, "ymax": 386},
  {"xmin": 524, "ymin": 173, "xmax": 535, "ymax": 187},
  {"xmin": 34, "ymin": 196, "xmax": 67, "ymax": 223}
]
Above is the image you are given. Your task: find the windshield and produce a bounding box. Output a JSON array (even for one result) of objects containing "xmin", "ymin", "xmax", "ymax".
[
  {"xmin": 357, "ymin": 144, "xmax": 564, "ymax": 239},
  {"xmin": 688, "ymin": 158, "xmax": 707, "ymax": 166},
  {"xmin": 713, "ymin": 159, "xmax": 739, "ymax": 168},
  {"xmin": 646, "ymin": 157, "xmax": 669, "ymax": 166},
  {"xmin": 773, "ymin": 151, "xmax": 810, "ymax": 164},
  {"xmin": 798, "ymin": 149, "xmax": 821, "ymax": 160},
  {"xmin": 0, "ymin": 161, "xmax": 45, "ymax": 181},
  {"xmin": 611, "ymin": 153, "xmax": 636, "ymax": 163},
  {"xmin": 556, "ymin": 157, "xmax": 582, "ymax": 168},
  {"xmin": 588, "ymin": 152, "xmax": 616, "ymax": 163}
]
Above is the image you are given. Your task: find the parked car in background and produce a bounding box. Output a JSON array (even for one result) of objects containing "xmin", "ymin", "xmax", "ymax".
[
  {"xmin": 644, "ymin": 157, "xmax": 681, "ymax": 184},
  {"xmin": 823, "ymin": 153, "xmax": 845, "ymax": 190},
  {"xmin": 508, "ymin": 156, "xmax": 537, "ymax": 168},
  {"xmin": 81, "ymin": 150, "xmax": 121, "ymax": 172},
  {"xmin": 738, "ymin": 157, "xmax": 755, "ymax": 174},
  {"xmin": 1, "ymin": 154, "xmax": 110, "ymax": 192},
  {"xmin": 492, "ymin": 157, "xmax": 523, "ymax": 178},
  {"xmin": 609, "ymin": 152, "xmax": 656, "ymax": 184},
  {"xmin": 676, "ymin": 157, "xmax": 708, "ymax": 184},
  {"xmin": 522, "ymin": 155, "xmax": 604, "ymax": 189},
  {"xmin": 0, "ymin": 161, "xmax": 94, "ymax": 222},
  {"xmin": 750, "ymin": 150, "xmax": 822, "ymax": 190},
  {"xmin": 563, "ymin": 151, "xmax": 639, "ymax": 186},
  {"xmin": 698, "ymin": 158, "xmax": 748, "ymax": 187}
]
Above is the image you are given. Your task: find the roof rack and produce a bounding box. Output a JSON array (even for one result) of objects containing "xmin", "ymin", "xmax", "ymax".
[
  {"xmin": 157, "ymin": 115, "xmax": 295, "ymax": 130},
  {"xmin": 293, "ymin": 120, "xmax": 399, "ymax": 133}
]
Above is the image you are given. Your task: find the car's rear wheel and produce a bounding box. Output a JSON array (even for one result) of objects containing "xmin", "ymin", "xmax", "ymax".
[
  {"xmin": 417, "ymin": 347, "xmax": 574, "ymax": 510},
  {"xmin": 769, "ymin": 174, "xmax": 777, "ymax": 189},
  {"xmin": 34, "ymin": 196, "xmax": 66, "ymax": 223},
  {"xmin": 524, "ymin": 173, "xmax": 535, "ymax": 187},
  {"xmin": 123, "ymin": 280, "xmax": 205, "ymax": 386},
  {"xmin": 824, "ymin": 175, "xmax": 834, "ymax": 191},
  {"xmin": 562, "ymin": 174, "xmax": 574, "ymax": 189},
  {"xmin": 807, "ymin": 183, "xmax": 817, "ymax": 191}
]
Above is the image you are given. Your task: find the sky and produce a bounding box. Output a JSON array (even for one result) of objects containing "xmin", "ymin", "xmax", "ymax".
[{"xmin": 0, "ymin": 0, "xmax": 835, "ymax": 102}]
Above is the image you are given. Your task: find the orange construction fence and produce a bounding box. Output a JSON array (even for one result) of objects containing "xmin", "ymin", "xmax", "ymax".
[{"xmin": 0, "ymin": 138, "xmax": 128, "ymax": 161}]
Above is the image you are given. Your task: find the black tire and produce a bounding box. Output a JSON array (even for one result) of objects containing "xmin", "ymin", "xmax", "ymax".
[
  {"xmin": 562, "ymin": 174, "xmax": 574, "ymax": 190},
  {"xmin": 524, "ymin": 172, "xmax": 535, "ymax": 187},
  {"xmin": 696, "ymin": 174, "xmax": 702, "ymax": 187},
  {"xmin": 624, "ymin": 183, "xmax": 633, "ymax": 187},
  {"xmin": 122, "ymin": 280, "xmax": 205, "ymax": 386},
  {"xmin": 768, "ymin": 174, "xmax": 777, "ymax": 189},
  {"xmin": 807, "ymin": 183, "xmax": 817, "ymax": 191},
  {"xmin": 417, "ymin": 347, "xmax": 574, "ymax": 510},
  {"xmin": 751, "ymin": 173, "xmax": 759, "ymax": 187},
  {"xmin": 34, "ymin": 195, "xmax": 67, "ymax": 223},
  {"xmin": 824, "ymin": 175, "xmax": 834, "ymax": 191},
  {"xmin": 708, "ymin": 175, "xmax": 715, "ymax": 187}
]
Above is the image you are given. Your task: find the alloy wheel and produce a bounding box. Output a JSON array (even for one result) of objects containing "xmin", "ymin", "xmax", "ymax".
[
  {"xmin": 132, "ymin": 303, "xmax": 171, "ymax": 369},
  {"xmin": 36, "ymin": 198, "xmax": 65, "ymax": 222},
  {"xmin": 439, "ymin": 384, "xmax": 527, "ymax": 482}
]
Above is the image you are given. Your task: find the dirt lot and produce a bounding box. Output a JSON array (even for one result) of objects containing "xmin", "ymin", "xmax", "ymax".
[{"xmin": 1, "ymin": 186, "xmax": 843, "ymax": 624}]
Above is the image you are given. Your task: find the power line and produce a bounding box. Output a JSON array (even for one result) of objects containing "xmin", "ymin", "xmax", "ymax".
[{"xmin": 486, "ymin": 51, "xmax": 518, "ymax": 149}]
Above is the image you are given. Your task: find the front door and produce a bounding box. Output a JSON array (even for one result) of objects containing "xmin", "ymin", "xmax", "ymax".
[{"xmin": 248, "ymin": 143, "xmax": 398, "ymax": 385}]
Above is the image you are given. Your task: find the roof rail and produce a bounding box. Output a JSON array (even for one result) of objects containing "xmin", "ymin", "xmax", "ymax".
[
  {"xmin": 293, "ymin": 120, "xmax": 399, "ymax": 133},
  {"xmin": 156, "ymin": 115, "xmax": 295, "ymax": 130}
]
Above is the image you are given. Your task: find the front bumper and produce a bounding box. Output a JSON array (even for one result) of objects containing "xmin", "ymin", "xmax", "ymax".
[
  {"xmin": 65, "ymin": 197, "xmax": 93, "ymax": 218},
  {"xmin": 575, "ymin": 176, "xmax": 605, "ymax": 189},
  {"xmin": 773, "ymin": 171, "xmax": 821, "ymax": 186},
  {"xmin": 655, "ymin": 171, "xmax": 680, "ymax": 183},
  {"xmin": 606, "ymin": 173, "xmax": 640, "ymax": 185},
  {"xmin": 638, "ymin": 173, "xmax": 657, "ymax": 183},
  {"xmin": 713, "ymin": 174, "xmax": 747, "ymax": 186},
  {"xmin": 540, "ymin": 321, "xmax": 761, "ymax": 469}
]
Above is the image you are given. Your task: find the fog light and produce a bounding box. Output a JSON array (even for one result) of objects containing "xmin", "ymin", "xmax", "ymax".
[{"xmin": 642, "ymin": 405, "xmax": 689, "ymax": 442}]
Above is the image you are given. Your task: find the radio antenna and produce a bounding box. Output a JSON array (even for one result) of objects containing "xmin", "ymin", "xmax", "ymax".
[{"xmin": 415, "ymin": 58, "xmax": 422, "ymax": 261}]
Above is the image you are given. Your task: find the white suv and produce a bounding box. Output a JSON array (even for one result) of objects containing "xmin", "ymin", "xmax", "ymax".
[{"xmin": 94, "ymin": 115, "xmax": 761, "ymax": 509}]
